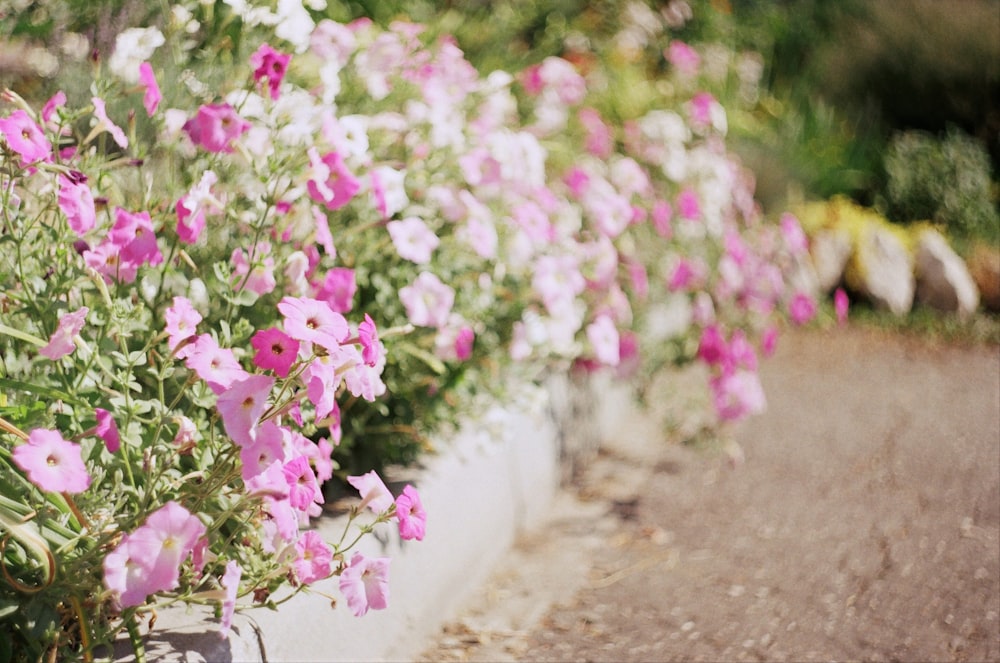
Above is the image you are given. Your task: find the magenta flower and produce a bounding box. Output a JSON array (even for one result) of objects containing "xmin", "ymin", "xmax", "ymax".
[
  {"xmin": 0, "ymin": 110, "xmax": 52, "ymax": 165},
  {"xmin": 398, "ymin": 272, "xmax": 455, "ymax": 328},
  {"xmin": 387, "ymin": 217, "xmax": 440, "ymax": 264},
  {"xmin": 293, "ymin": 530, "xmax": 333, "ymax": 584},
  {"xmin": 250, "ymin": 43, "xmax": 291, "ymax": 100},
  {"xmin": 251, "ymin": 327, "xmax": 300, "ymax": 377},
  {"xmin": 357, "ymin": 314, "xmax": 381, "ymax": 367},
  {"xmin": 314, "ymin": 267, "xmax": 357, "ymax": 314},
  {"xmin": 789, "ymin": 291, "xmax": 817, "ymax": 326},
  {"xmin": 307, "ymin": 151, "xmax": 361, "ymax": 211},
  {"xmin": 277, "ymin": 296, "xmax": 349, "ymax": 351},
  {"xmin": 676, "ymin": 188, "xmax": 701, "ymax": 221},
  {"xmin": 183, "ymin": 103, "xmax": 250, "ymax": 153},
  {"xmin": 216, "ymin": 373, "xmax": 275, "ymax": 448},
  {"xmin": 697, "ymin": 325, "xmax": 727, "ymax": 366},
  {"xmin": 395, "ymin": 485, "xmax": 426, "ymax": 541},
  {"xmin": 219, "ymin": 560, "xmax": 242, "ymax": 639},
  {"xmin": 91, "ymin": 97, "xmax": 128, "ymax": 149},
  {"xmin": 57, "ymin": 173, "xmax": 96, "ymax": 236},
  {"xmin": 835, "ymin": 288, "xmax": 850, "ymax": 325},
  {"xmin": 761, "ymin": 326, "xmax": 779, "ymax": 358},
  {"xmin": 94, "ymin": 408, "xmax": 121, "ymax": 453},
  {"xmin": 12, "ymin": 428, "xmax": 90, "ymax": 493},
  {"xmin": 164, "ymin": 296, "xmax": 202, "ymax": 355},
  {"xmin": 39, "ymin": 307, "xmax": 89, "ymax": 360},
  {"xmin": 347, "ymin": 470, "xmax": 394, "ymax": 514},
  {"xmin": 453, "ymin": 325, "xmax": 474, "ymax": 361},
  {"xmin": 184, "ymin": 334, "xmax": 249, "ymax": 394},
  {"xmin": 339, "ymin": 552, "xmax": 390, "ymax": 617},
  {"xmin": 138, "ymin": 62, "xmax": 161, "ymax": 116},
  {"xmin": 108, "ymin": 207, "xmax": 163, "ymax": 272}
]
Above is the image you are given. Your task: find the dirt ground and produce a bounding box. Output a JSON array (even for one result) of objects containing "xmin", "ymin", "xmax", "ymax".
[{"xmin": 420, "ymin": 327, "xmax": 1000, "ymax": 662}]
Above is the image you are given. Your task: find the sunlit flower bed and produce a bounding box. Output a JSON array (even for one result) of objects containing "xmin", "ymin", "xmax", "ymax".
[{"xmin": 0, "ymin": 1, "xmax": 813, "ymax": 659}]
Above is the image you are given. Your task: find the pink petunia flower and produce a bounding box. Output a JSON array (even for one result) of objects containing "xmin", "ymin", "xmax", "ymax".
[
  {"xmin": 251, "ymin": 327, "xmax": 300, "ymax": 377},
  {"xmin": 278, "ymin": 296, "xmax": 349, "ymax": 351},
  {"xmin": 103, "ymin": 536, "xmax": 153, "ymax": 608},
  {"xmin": 652, "ymin": 200, "xmax": 673, "ymax": 238},
  {"xmin": 12, "ymin": 428, "xmax": 90, "ymax": 493},
  {"xmin": 666, "ymin": 40, "xmax": 700, "ymax": 77},
  {"xmin": 94, "ymin": 408, "xmax": 121, "ymax": 453},
  {"xmin": 57, "ymin": 172, "xmax": 96, "ymax": 236},
  {"xmin": 293, "ymin": 530, "xmax": 333, "ymax": 585},
  {"xmin": 347, "ymin": 470, "xmax": 393, "ymax": 514},
  {"xmin": 676, "ymin": 188, "xmax": 701, "ymax": 221},
  {"xmin": 357, "ymin": 314, "xmax": 381, "ymax": 367},
  {"xmin": 307, "ymin": 151, "xmax": 361, "ymax": 212},
  {"xmin": 138, "ymin": 62, "xmax": 161, "ymax": 116},
  {"xmin": 216, "ymin": 373, "xmax": 275, "ymax": 448},
  {"xmin": 834, "ymin": 288, "xmax": 850, "ymax": 325},
  {"xmin": 697, "ymin": 325, "xmax": 727, "ymax": 366},
  {"xmin": 789, "ymin": 291, "xmax": 817, "ymax": 326},
  {"xmin": 164, "ymin": 296, "xmax": 203, "ymax": 356},
  {"xmin": 394, "ymin": 485, "xmax": 426, "ymax": 541},
  {"xmin": 398, "ymin": 272, "xmax": 454, "ymax": 328},
  {"xmin": 711, "ymin": 369, "xmax": 766, "ymax": 422},
  {"xmin": 42, "ymin": 91, "xmax": 66, "ymax": 124},
  {"xmin": 176, "ymin": 170, "xmax": 221, "ymax": 245},
  {"xmin": 219, "ymin": 560, "xmax": 242, "ymax": 639},
  {"xmin": 231, "ymin": 242, "xmax": 276, "ymax": 296},
  {"xmin": 387, "ymin": 217, "xmax": 440, "ymax": 264},
  {"xmin": 339, "ymin": 552, "xmax": 390, "ymax": 617},
  {"xmin": 250, "ymin": 43, "xmax": 291, "ymax": 100},
  {"xmin": 283, "ymin": 456, "xmax": 322, "ymax": 511},
  {"xmin": 91, "ymin": 97, "xmax": 128, "ymax": 149},
  {"xmin": 239, "ymin": 420, "xmax": 286, "ymax": 480},
  {"xmin": 108, "ymin": 207, "xmax": 163, "ymax": 272},
  {"xmin": 39, "ymin": 307, "xmax": 88, "ymax": 360},
  {"xmin": 314, "ymin": 267, "xmax": 357, "ymax": 314},
  {"xmin": 183, "ymin": 103, "xmax": 250, "ymax": 153},
  {"xmin": 0, "ymin": 110, "xmax": 52, "ymax": 165},
  {"xmin": 184, "ymin": 334, "xmax": 249, "ymax": 394},
  {"xmin": 453, "ymin": 325, "xmax": 474, "ymax": 361},
  {"xmin": 780, "ymin": 213, "xmax": 809, "ymax": 255}
]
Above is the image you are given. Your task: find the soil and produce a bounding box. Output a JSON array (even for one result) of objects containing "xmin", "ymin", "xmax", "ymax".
[{"xmin": 420, "ymin": 327, "xmax": 1000, "ymax": 662}]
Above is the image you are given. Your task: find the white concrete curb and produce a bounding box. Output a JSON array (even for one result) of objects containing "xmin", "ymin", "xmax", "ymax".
[{"xmin": 113, "ymin": 373, "xmax": 607, "ymax": 662}]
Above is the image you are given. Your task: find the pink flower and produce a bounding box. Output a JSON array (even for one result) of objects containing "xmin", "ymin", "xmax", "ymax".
[
  {"xmin": 339, "ymin": 552, "xmax": 390, "ymax": 617},
  {"xmin": 42, "ymin": 91, "xmax": 66, "ymax": 124},
  {"xmin": 13, "ymin": 428, "xmax": 90, "ymax": 493},
  {"xmin": 761, "ymin": 326, "xmax": 779, "ymax": 358},
  {"xmin": 164, "ymin": 296, "xmax": 202, "ymax": 356},
  {"xmin": 250, "ymin": 43, "xmax": 291, "ymax": 100},
  {"xmin": 231, "ymin": 243, "xmax": 277, "ymax": 296},
  {"xmin": 667, "ymin": 258, "xmax": 703, "ymax": 292},
  {"xmin": 314, "ymin": 267, "xmax": 357, "ymax": 313},
  {"xmin": 278, "ymin": 296, "xmax": 349, "ymax": 351},
  {"xmin": 108, "ymin": 207, "xmax": 163, "ymax": 272},
  {"xmin": 294, "ymin": 530, "xmax": 333, "ymax": 584},
  {"xmin": 219, "ymin": 560, "xmax": 241, "ymax": 639},
  {"xmin": 216, "ymin": 373, "xmax": 275, "ymax": 447},
  {"xmin": 239, "ymin": 420, "xmax": 286, "ymax": 480},
  {"xmin": 835, "ymin": 288, "xmax": 850, "ymax": 325},
  {"xmin": 697, "ymin": 325, "xmax": 727, "ymax": 365},
  {"xmin": 347, "ymin": 470, "xmax": 393, "ymax": 514},
  {"xmin": 666, "ymin": 41, "xmax": 700, "ymax": 77},
  {"xmin": 58, "ymin": 172, "xmax": 96, "ymax": 236},
  {"xmin": 103, "ymin": 536, "xmax": 152, "ymax": 608},
  {"xmin": 251, "ymin": 327, "xmax": 300, "ymax": 377},
  {"xmin": 399, "ymin": 272, "xmax": 455, "ymax": 328},
  {"xmin": 283, "ymin": 456, "xmax": 321, "ymax": 511},
  {"xmin": 711, "ymin": 369, "xmax": 766, "ymax": 422},
  {"xmin": 395, "ymin": 485, "xmax": 426, "ymax": 541},
  {"xmin": 176, "ymin": 171, "xmax": 220, "ymax": 245},
  {"xmin": 586, "ymin": 316, "xmax": 620, "ymax": 366},
  {"xmin": 94, "ymin": 408, "xmax": 121, "ymax": 453},
  {"xmin": 370, "ymin": 165, "xmax": 408, "ymax": 219},
  {"xmin": 453, "ymin": 325, "xmax": 474, "ymax": 361},
  {"xmin": 39, "ymin": 307, "xmax": 88, "ymax": 360},
  {"xmin": 0, "ymin": 110, "xmax": 52, "ymax": 165},
  {"xmin": 676, "ymin": 188, "xmax": 701, "ymax": 221},
  {"xmin": 780, "ymin": 213, "xmax": 809, "ymax": 255},
  {"xmin": 652, "ymin": 200, "xmax": 673, "ymax": 238},
  {"xmin": 387, "ymin": 217, "xmax": 440, "ymax": 264},
  {"xmin": 357, "ymin": 314, "xmax": 382, "ymax": 367},
  {"xmin": 578, "ymin": 108, "xmax": 613, "ymax": 159},
  {"xmin": 688, "ymin": 92, "xmax": 721, "ymax": 132},
  {"xmin": 789, "ymin": 291, "xmax": 817, "ymax": 325},
  {"xmin": 91, "ymin": 97, "xmax": 128, "ymax": 149},
  {"xmin": 183, "ymin": 103, "xmax": 250, "ymax": 153},
  {"xmin": 138, "ymin": 62, "xmax": 161, "ymax": 116},
  {"xmin": 184, "ymin": 334, "xmax": 249, "ymax": 394},
  {"xmin": 307, "ymin": 151, "xmax": 361, "ymax": 211}
]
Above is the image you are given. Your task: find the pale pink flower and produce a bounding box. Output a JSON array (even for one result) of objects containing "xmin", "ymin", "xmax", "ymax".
[
  {"xmin": 342, "ymin": 351, "xmax": 387, "ymax": 402},
  {"xmin": 652, "ymin": 200, "xmax": 673, "ymax": 238},
  {"xmin": 138, "ymin": 62, "xmax": 161, "ymax": 116},
  {"xmin": 307, "ymin": 151, "xmax": 361, "ymax": 211},
  {"xmin": 398, "ymin": 272, "xmax": 454, "ymax": 328},
  {"xmin": 250, "ymin": 43, "xmax": 291, "ymax": 100},
  {"xmin": 780, "ymin": 213, "xmax": 809, "ymax": 255},
  {"xmin": 231, "ymin": 242, "xmax": 277, "ymax": 296},
  {"xmin": 395, "ymin": 485, "xmax": 426, "ymax": 541},
  {"xmin": 173, "ymin": 415, "xmax": 199, "ymax": 449},
  {"xmin": 347, "ymin": 470, "xmax": 393, "ymax": 513},
  {"xmin": 314, "ymin": 267, "xmax": 357, "ymax": 313},
  {"xmin": 586, "ymin": 316, "xmax": 620, "ymax": 366},
  {"xmin": 176, "ymin": 171, "xmax": 220, "ymax": 245},
  {"xmin": 251, "ymin": 327, "xmax": 300, "ymax": 377},
  {"xmin": 91, "ymin": 97, "xmax": 128, "ymax": 149},
  {"xmin": 239, "ymin": 420, "xmax": 286, "ymax": 480},
  {"xmin": 103, "ymin": 536, "xmax": 152, "ymax": 608},
  {"xmin": 370, "ymin": 165, "xmax": 408, "ymax": 219},
  {"xmin": 0, "ymin": 110, "xmax": 52, "ymax": 165},
  {"xmin": 278, "ymin": 296, "xmax": 349, "ymax": 351},
  {"xmin": 94, "ymin": 408, "xmax": 121, "ymax": 453},
  {"xmin": 42, "ymin": 91, "xmax": 66, "ymax": 124},
  {"xmin": 688, "ymin": 92, "xmax": 723, "ymax": 132},
  {"xmin": 219, "ymin": 560, "xmax": 241, "ymax": 639},
  {"xmin": 184, "ymin": 334, "xmax": 249, "ymax": 394},
  {"xmin": 164, "ymin": 296, "xmax": 202, "ymax": 355},
  {"xmin": 58, "ymin": 172, "xmax": 96, "ymax": 236},
  {"xmin": 293, "ymin": 530, "xmax": 333, "ymax": 584},
  {"xmin": 711, "ymin": 369, "xmax": 766, "ymax": 422},
  {"xmin": 666, "ymin": 41, "xmax": 700, "ymax": 77},
  {"xmin": 216, "ymin": 374, "xmax": 275, "ymax": 448},
  {"xmin": 183, "ymin": 103, "xmax": 250, "ymax": 153},
  {"xmin": 387, "ymin": 217, "xmax": 440, "ymax": 264},
  {"xmin": 13, "ymin": 428, "xmax": 90, "ymax": 493},
  {"xmin": 40, "ymin": 307, "xmax": 88, "ymax": 360},
  {"xmin": 357, "ymin": 314, "xmax": 382, "ymax": 367},
  {"xmin": 578, "ymin": 108, "xmax": 613, "ymax": 159},
  {"xmin": 339, "ymin": 552, "xmax": 390, "ymax": 617},
  {"xmin": 283, "ymin": 456, "xmax": 321, "ymax": 511},
  {"xmin": 835, "ymin": 288, "xmax": 850, "ymax": 325}
]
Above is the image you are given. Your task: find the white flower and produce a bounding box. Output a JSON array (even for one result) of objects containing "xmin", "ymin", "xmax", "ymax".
[{"xmin": 108, "ymin": 27, "xmax": 165, "ymax": 83}]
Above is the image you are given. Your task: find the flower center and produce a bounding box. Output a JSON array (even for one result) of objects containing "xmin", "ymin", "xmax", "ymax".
[{"xmin": 46, "ymin": 454, "xmax": 58, "ymax": 466}]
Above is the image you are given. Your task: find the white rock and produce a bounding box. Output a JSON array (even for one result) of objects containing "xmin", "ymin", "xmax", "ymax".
[
  {"xmin": 851, "ymin": 225, "xmax": 914, "ymax": 315},
  {"xmin": 915, "ymin": 229, "xmax": 980, "ymax": 317},
  {"xmin": 810, "ymin": 228, "xmax": 853, "ymax": 292}
]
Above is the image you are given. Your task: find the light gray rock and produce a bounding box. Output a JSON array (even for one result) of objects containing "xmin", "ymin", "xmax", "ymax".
[
  {"xmin": 851, "ymin": 224, "xmax": 914, "ymax": 316},
  {"xmin": 914, "ymin": 229, "xmax": 980, "ymax": 317},
  {"xmin": 810, "ymin": 228, "xmax": 853, "ymax": 292}
]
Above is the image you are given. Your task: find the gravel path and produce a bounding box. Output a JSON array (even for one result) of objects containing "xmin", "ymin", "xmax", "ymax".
[{"xmin": 421, "ymin": 327, "xmax": 1000, "ymax": 662}]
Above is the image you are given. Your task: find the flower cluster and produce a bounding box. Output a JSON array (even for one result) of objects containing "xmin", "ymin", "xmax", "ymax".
[{"xmin": 0, "ymin": 0, "xmax": 811, "ymax": 659}]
